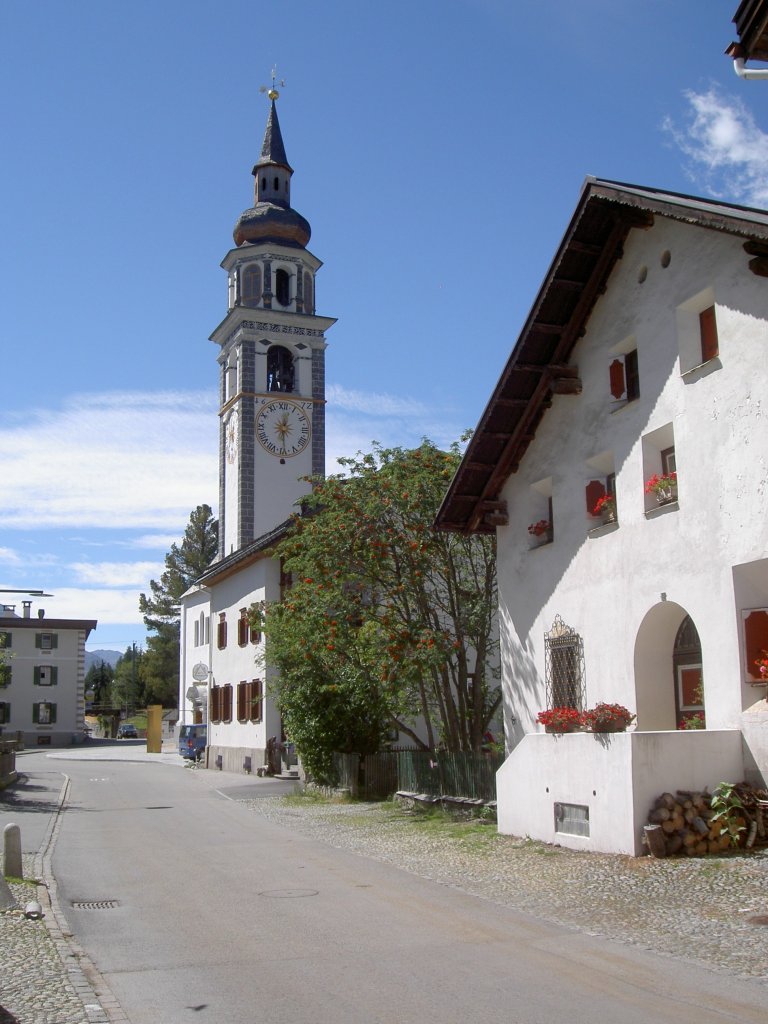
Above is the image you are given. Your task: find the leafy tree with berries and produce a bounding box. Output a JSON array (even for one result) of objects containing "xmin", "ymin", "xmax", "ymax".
[{"xmin": 256, "ymin": 440, "xmax": 499, "ymax": 782}]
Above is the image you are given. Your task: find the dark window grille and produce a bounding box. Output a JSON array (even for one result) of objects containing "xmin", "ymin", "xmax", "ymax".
[
  {"xmin": 267, "ymin": 345, "xmax": 295, "ymax": 392},
  {"xmin": 544, "ymin": 615, "xmax": 585, "ymax": 710}
]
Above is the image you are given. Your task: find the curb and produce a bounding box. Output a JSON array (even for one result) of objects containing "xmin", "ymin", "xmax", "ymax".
[{"xmin": 32, "ymin": 775, "xmax": 130, "ymax": 1024}]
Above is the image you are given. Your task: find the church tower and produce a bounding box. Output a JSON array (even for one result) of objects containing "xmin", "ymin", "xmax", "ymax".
[{"xmin": 210, "ymin": 93, "xmax": 336, "ymax": 559}]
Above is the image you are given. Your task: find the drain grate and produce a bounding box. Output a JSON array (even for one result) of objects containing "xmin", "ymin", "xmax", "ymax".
[{"xmin": 71, "ymin": 900, "xmax": 120, "ymax": 911}]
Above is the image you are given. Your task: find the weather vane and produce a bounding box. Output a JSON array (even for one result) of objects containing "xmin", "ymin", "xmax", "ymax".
[{"xmin": 259, "ymin": 66, "xmax": 286, "ymax": 102}]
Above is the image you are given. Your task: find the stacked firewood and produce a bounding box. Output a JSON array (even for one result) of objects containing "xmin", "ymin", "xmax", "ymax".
[{"xmin": 644, "ymin": 783, "xmax": 768, "ymax": 858}]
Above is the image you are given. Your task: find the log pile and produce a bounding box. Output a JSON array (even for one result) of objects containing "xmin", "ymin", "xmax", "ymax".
[{"xmin": 644, "ymin": 783, "xmax": 768, "ymax": 858}]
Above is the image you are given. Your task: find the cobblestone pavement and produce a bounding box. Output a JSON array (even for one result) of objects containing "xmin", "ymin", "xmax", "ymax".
[{"xmin": 243, "ymin": 796, "xmax": 768, "ymax": 981}]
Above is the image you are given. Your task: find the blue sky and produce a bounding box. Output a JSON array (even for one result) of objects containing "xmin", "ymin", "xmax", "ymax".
[{"xmin": 1, "ymin": 1, "xmax": 767, "ymax": 652}]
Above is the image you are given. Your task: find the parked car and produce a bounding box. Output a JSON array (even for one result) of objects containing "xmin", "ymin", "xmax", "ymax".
[
  {"xmin": 117, "ymin": 723, "xmax": 138, "ymax": 739},
  {"xmin": 178, "ymin": 723, "xmax": 207, "ymax": 761}
]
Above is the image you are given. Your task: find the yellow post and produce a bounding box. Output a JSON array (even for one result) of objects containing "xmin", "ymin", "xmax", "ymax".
[{"xmin": 146, "ymin": 704, "xmax": 162, "ymax": 753}]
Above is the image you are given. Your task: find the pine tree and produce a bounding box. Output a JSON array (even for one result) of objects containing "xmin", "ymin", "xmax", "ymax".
[{"xmin": 139, "ymin": 504, "xmax": 218, "ymax": 706}]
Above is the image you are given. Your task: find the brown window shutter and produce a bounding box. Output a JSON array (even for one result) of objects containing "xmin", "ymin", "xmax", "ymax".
[
  {"xmin": 744, "ymin": 609, "xmax": 768, "ymax": 680},
  {"xmin": 237, "ymin": 682, "xmax": 246, "ymax": 723},
  {"xmin": 585, "ymin": 479, "xmax": 606, "ymax": 517},
  {"xmin": 699, "ymin": 306, "xmax": 719, "ymax": 362},
  {"xmin": 609, "ymin": 357, "xmax": 627, "ymax": 401}
]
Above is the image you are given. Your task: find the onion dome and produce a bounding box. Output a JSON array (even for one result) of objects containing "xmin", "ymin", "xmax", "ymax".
[{"xmin": 233, "ymin": 100, "xmax": 311, "ymax": 249}]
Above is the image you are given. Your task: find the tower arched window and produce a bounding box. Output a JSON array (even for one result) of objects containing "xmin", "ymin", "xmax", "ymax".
[
  {"xmin": 303, "ymin": 271, "xmax": 314, "ymax": 314},
  {"xmin": 274, "ymin": 176, "xmax": 279, "ymax": 191},
  {"xmin": 267, "ymin": 345, "xmax": 295, "ymax": 393},
  {"xmin": 261, "ymin": 176, "xmax": 266, "ymax": 192},
  {"xmin": 242, "ymin": 264, "xmax": 262, "ymax": 307},
  {"xmin": 275, "ymin": 268, "xmax": 290, "ymax": 307}
]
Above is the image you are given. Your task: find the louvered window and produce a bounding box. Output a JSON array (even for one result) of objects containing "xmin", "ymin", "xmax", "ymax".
[
  {"xmin": 609, "ymin": 350, "xmax": 639, "ymax": 404},
  {"xmin": 33, "ymin": 702, "xmax": 57, "ymax": 725},
  {"xmin": 217, "ymin": 614, "xmax": 227, "ymax": 650}
]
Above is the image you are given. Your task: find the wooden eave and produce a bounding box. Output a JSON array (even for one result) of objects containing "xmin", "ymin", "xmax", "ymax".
[
  {"xmin": 731, "ymin": 0, "xmax": 768, "ymax": 62},
  {"xmin": 435, "ymin": 178, "xmax": 768, "ymax": 535}
]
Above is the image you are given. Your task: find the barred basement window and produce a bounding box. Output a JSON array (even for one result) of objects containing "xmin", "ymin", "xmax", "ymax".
[
  {"xmin": 544, "ymin": 615, "xmax": 585, "ymax": 711},
  {"xmin": 554, "ymin": 802, "xmax": 590, "ymax": 837}
]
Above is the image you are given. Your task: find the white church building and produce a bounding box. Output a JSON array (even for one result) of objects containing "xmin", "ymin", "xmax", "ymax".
[
  {"xmin": 437, "ymin": 179, "xmax": 768, "ymax": 854},
  {"xmin": 178, "ymin": 92, "xmax": 335, "ymax": 773}
]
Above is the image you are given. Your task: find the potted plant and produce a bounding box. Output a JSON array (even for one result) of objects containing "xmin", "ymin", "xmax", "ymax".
[
  {"xmin": 679, "ymin": 711, "xmax": 705, "ymax": 730},
  {"xmin": 528, "ymin": 519, "xmax": 553, "ymax": 545},
  {"xmin": 645, "ymin": 472, "xmax": 677, "ymax": 505},
  {"xmin": 581, "ymin": 702, "xmax": 635, "ymax": 733},
  {"xmin": 592, "ymin": 493, "xmax": 617, "ymax": 524},
  {"xmin": 537, "ymin": 706, "xmax": 582, "ymax": 733},
  {"xmin": 753, "ymin": 651, "xmax": 768, "ymax": 683}
]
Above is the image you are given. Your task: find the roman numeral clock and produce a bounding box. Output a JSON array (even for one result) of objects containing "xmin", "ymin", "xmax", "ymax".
[{"xmin": 256, "ymin": 398, "xmax": 312, "ymax": 458}]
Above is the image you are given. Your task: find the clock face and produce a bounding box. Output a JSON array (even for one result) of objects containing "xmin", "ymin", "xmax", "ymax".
[
  {"xmin": 256, "ymin": 399, "xmax": 312, "ymax": 458},
  {"xmin": 225, "ymin": 410, "xmax": 238, "ymax": 464}
]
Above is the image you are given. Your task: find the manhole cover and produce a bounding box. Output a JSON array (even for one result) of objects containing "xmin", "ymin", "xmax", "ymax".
[
  {"xmin": 258, "ymin": 889, "xmax": 318, "ymax": 899},
  {"xmin": 71, "ymin": 900, "xmax": 119, "ymax": 911},
  {"xmin": 746, "ymin": 914, "xmax": 768, "ymax": 926}
]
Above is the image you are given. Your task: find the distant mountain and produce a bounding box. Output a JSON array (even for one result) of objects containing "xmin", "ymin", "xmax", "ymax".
[{"xmin": 85, "ymin": 649, "xmax": 123, "ymax": 671}]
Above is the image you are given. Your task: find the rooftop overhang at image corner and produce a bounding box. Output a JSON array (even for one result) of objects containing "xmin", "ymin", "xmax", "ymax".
[
  {"xmin": 728, "ymin": 0, "xmax": 768, "ymax": 62},
  {"xmin": 434, "ymin": 178, "xmax": 768, "ymax": 537}
]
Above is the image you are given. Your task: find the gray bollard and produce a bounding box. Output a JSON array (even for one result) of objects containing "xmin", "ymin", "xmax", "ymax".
[{"xmin": 3, "ymin": 822, "xmax": 22, "ymax": 879}]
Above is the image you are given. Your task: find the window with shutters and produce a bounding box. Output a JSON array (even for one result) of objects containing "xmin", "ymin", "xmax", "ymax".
[
  {"xmin": 642, "ymin": 423, "xmax": 677, "ymax": 513},
  {"xmin": 34, "ymin": 666, "xmax": 58, "ymax": 686},
  {"xmin": 0, "ymin": 631, "xmax": 12, "ymax": 650},
  {"xmin": 35, "ymin": 633, "xmax": 58, "ymax": 651},
  {"xmin": 699, "ymin": 306, "xmax": 718, "ymax": 363},
  {"xmin": 237, "ymin": 679, "xmax": 263, "ymax": 723},
  {"xmin": 544, "ymin": 616, "xmax": 585, "ymax": 711},
  {"xmin": 210, "ymin": 685, "xmax": 222, "ymax": 723},
  {"xmin": 0, "ymin": 664, "xmax": 10, "ymax": 688},
  {"xmin": 217, "ymin": 613, "xmax": 227, "ymax": 650},
  {"xmin": 0, "ymin": 702, "xmax": 10, "ymax": 724},
  {"xmin": 743, "ymin": 608, "xmax": 768, "ymax": 683},
  {"xmin": 609, "ymin": 349, "xmax": 639, "ymax": 407},
  {"xmin": 221, "ymin": 684, "xmax": 233, "ymax": 724},
  {"xmin": 238, "ymin": 609, "xmax": 249, "ymax": 647},
  {"xmin": 677, "ymin": 289, "xmax": 720, "ymax": 376},
  {"xmin": 33, "ymin": 702, "xmax": 57, "ymax": 725}
]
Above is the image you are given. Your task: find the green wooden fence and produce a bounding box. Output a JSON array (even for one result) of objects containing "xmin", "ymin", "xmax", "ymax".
[{"xmin": 332, "ymin": 749, "xmax": 502, "ymax": 801}]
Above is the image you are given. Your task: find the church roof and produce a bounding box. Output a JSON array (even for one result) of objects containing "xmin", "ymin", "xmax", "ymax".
[
  {"xmin": 194, "ymin": 518, "xmax": 295, "ymax": 587},
  {"xmin": 435, "ymin": 178, "xmax": 768, "ymax": 536},
  {"xmin": 255, "ymin": 100, "xmax": 292, "ymax": 171}
]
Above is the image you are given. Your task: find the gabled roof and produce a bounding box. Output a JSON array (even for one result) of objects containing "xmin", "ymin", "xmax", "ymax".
[
  {"xmin": 193, "ymin": 518, "xmax": 295, "ymax": 588},
  {"xmin": 435, "ymin": 178, "xmax": 768, "ymax": 535}
]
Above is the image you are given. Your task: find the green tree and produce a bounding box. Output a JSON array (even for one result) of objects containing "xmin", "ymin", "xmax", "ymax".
[
  {"xmin": 258, "ymin": 440, "xmax": 499, "ymax": 782},
  {"xmin": 112, "ymin": 645, "xmax": 144, "ymax": 709},
  {"xmin": 139, "ymin": 504, "xmax": 218, "ymax": 707},
  {"xmin": 85, "ymin": 661, "xmax": 115, "ymax": 709}
]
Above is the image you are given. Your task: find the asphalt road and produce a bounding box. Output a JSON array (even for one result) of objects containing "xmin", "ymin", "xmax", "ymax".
[{"xmin": 27, "ymin": 753, "xmax": 768, "ymax": 1024}]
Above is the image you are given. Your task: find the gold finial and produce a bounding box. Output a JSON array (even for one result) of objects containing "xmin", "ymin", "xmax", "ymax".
[{"xmin": 259, "ymin": 66, "xmax": 286, "ymax": 102}]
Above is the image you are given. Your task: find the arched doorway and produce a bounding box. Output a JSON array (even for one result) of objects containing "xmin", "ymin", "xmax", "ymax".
[
  {"xmin": 634, "ymin": 601, "xmax": 701, "ymax": 731},
  {"xmin": 674, "ymin": 616, "xmax": 705, "ymax": 728}
]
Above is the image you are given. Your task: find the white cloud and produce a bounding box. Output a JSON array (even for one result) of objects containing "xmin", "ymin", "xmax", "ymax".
[
  {"xmin": 326, "ymin": 384, "xmax": 430, "ymax": 418},
  {"xmin": 69, "ymin": 561, "xmax": 162, "ymax": 587},
  {"xmin": 29, "ymin": 588, "xmax": 146, "ymax": 626},
  {"xmin": 664, "ymin": 88, "xmax": 768, "ymax": 206},
  {"xmin": 0, "ymin": 390, "xmax": 219, "ymax": 530},
  {"xmin": 0, "ymin": 548, "xmax": 22, "ymax": 566},
  {"xmin": 126, "ymin": 534, "xmax": 180, "ymax": 550}
]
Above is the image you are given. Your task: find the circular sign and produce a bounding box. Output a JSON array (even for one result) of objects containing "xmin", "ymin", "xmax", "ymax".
[{"xmin": 192, "ymin": 662, "xmax": 209, "ymax": 682}]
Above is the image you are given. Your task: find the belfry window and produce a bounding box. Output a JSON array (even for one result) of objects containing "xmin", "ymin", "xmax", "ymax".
[
  {"xmin": 275, "ymin": 268, "xmax": 290, "ymax": 307},
  {"xmin": 242, "ymin": 264, "xmax": 262, "ymax": 306},
  {"xmin": 267, "ymin": 345, "xmax": 295, "ymax": 393}
]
